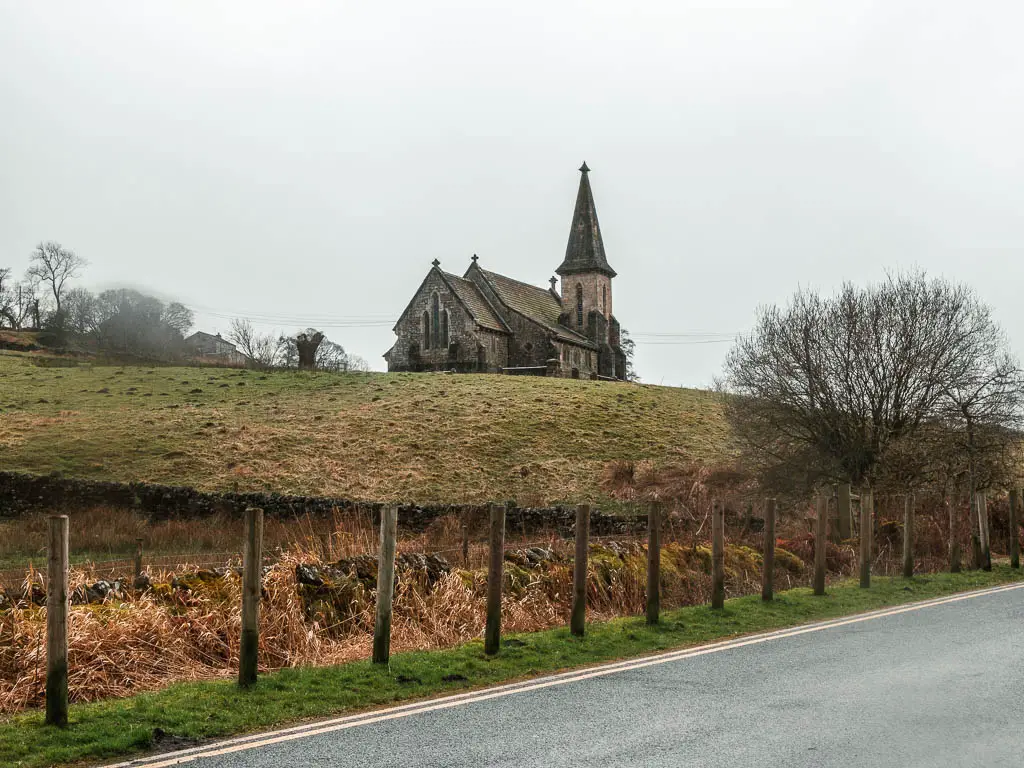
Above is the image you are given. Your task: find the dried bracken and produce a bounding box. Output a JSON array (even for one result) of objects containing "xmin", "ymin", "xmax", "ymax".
[{"xmin": 0, "ymin": 499, "xmax": 997, "ymax": 714}]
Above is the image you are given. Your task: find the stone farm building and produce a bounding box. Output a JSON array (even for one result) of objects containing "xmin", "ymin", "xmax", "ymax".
[
  {"xmin": 384, "ymin": 164, "xmax": 626, "ymax": 380},
  {"xmin": 184, "ymin": 331, "xmax": 248, "ymax": 366}
]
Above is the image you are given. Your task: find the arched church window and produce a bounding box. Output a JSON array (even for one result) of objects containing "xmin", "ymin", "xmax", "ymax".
[
  {"xmin": 601, "ymin": 285, "xmax": 606, "ymax": 313},
  {"xmin": 441, "ymin": 309, "xmax": 449, "ymax": 348},
  {"xmin": 431, "ymin": 294, "xmax": 441, "ymax": 349},
  {"xmin": 576, "ymin": 284, "xmax": 583, "ymax": 327},
  {"xmin": 422, "ymin": 311, "xmax": 431, "ymax": 350}
]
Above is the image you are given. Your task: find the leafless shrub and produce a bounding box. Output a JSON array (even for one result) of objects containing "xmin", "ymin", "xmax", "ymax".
[{"xmin": 720, "ymin": 271, "xmax": 1022, "ymax": 497}]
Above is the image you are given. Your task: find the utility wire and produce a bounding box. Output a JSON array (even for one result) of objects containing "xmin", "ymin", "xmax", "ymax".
[{"xmin": 190, "ymin": 304, "xmax": 741, "ymax": 343}]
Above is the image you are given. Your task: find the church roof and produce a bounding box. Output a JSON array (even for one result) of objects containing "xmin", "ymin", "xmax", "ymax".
[
  {"xmin": 440, "ymin": 272, "xmax": 509, "ymax": 333},
  {"xmin": 556, "ymin": 162, "xmax": 616, "ymax": 278},
  {"xmin": 477, "ymin": 268, "xmax": 594, "ymax": 347}
]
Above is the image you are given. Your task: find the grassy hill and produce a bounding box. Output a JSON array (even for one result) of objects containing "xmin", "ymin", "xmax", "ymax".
[{"xmin": 0, "ymin": 353, "xmax": 731, "ymax": 504}]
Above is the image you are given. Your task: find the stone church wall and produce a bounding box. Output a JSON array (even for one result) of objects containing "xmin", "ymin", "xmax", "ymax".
[
  {"xmin": 499, "ymin": 312, "xmax": 553, "ymax": 370},
  {"xmin": 477, "ymin": 329, "xmax": 509, "ymax": 371},
  {"xmin": 465, "ymin": 271, "xmax": 553, "ymax": 370},
  {"xmin": 388, "ymin": 271, "xmax": 500, "ymax": 373},
  {"xmin": 552, "ymin": 340, "xmax": 598, "ymax": 379}
]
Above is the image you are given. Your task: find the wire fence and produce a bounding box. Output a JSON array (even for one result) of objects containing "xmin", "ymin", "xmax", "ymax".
[{"xmin": 0, "ymin": 527, "xmax": 658, "ymax": 593}]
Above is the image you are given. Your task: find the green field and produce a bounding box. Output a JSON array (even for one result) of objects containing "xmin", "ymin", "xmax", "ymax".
[{"xmin": 0, "ymin": 353, "xmax": 731, "ymax": 504}]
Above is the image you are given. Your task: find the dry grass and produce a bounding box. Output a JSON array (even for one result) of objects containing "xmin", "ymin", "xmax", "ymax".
[
  {"xmin": 0, "ymin": 355, "xmax": 731, "ymax": 504},
  {"xmin": 0, "ymin": 502, "xmax": 946, "ymax": 715}
]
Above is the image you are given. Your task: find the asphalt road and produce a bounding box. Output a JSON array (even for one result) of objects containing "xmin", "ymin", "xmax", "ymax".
[{"xmin": 124, "ymin": 585, "xmax": 1024, "ymax": 768}]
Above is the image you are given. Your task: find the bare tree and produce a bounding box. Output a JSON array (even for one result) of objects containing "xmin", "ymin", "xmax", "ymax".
[
  {"xmin": 0, "ymin": 269, "xmax": 37, "ymax": 330},
  {"xmin": 26, "ymin": 241, "xmax": 87, "ymax": 315},
  {"xmin": 162, "ymin": 302, "xmax": 194, "ymax": 337},
  {"xmin": 0, "ymin": 278, "xmax": 38, "ymax": 330},
  {"xmin": 91, "ymin": 288, "xmax": 192, "ymax": 359},
  {"xmin": 228, "ymin": 318, "xmax": 280, "ymax": 368},
  {"xmin": 316, "ymin": 339, "xmax": 350, "ymax": 372},
  {"xmin": 317, "ymin": 339, "xmax": 370, "ymax": 372},
  {"xmin": 63, "ymin": 287, "xmax": 99, "ymax": 335},
  {"xmin": 344, "ymin": 352, "xmax": 370, "ymax": 372},
  {"xmin": 0, "ymin": 268, "xmax": 14, "ymax": 328},
  {"xmin": 938, "ymin": 309, "xmax": 1023, "ymax": 569},
  {"xmin": 620, "ymin": 327, "xmax": 640, "ymax": 382},
  {"xmin": 720, "ymin": 272, "xmax": 997, "ymax": 495}
]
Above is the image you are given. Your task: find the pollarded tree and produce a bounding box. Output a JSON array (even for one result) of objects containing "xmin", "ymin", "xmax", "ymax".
[
  {"xmin": 277, "ymin": 330, "xmax": 364, "ymax": 372},
  {"xmin": 720, "ymin": 272, "xmax": 996, "ymax": 495},
  {"xmin": 295, "ymin": 330, "xmax": 325, "ymax": 371}
]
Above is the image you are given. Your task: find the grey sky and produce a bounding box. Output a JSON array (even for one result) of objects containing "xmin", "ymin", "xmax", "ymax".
[{"xmin": 2, "ymin": 1, "xmax": 1022, "ymax": 386}]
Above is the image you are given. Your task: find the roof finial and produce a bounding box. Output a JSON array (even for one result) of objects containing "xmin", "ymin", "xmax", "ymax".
[
  {"xmin": 549, "ymin": 276, "xmax": 557, "ymax": 291},
  {"xmin": 471, "ymin": 254, "xmax": 478, "ymax": 263},
  {"xmin": 431, "ymin": 258, "xmax": 440, "ymax": 268},
  {"xmin": 579, "ymin": 161, "xmax": 590, "ymax": 174}
]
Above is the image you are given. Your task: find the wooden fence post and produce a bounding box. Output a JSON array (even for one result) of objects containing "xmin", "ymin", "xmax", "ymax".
[
  {"xmin": 1010, "ymin": 488, "xmax": 1020, "ymax": 570},
  {"xmin": 373, "ymin": 505, "xmax": 399, "ymax": 664},
  {"xmin": 813, "ymin": 494, "xmax": 827, "ymax": 596},
  {"xmin": 461, "ymin": 519, "xmax": 470, "ymax": 568},
  {"xmin": 133, "ymin": 537, "xmax": 143, "ymax": 581},
  {"xmin": 484, "ymin": 502, "xmax": 505, "ymax": 655},
  {"xmin": 837, "ymin": 483, "xmax": 852, "ymax": 540},
  {"xmin": 762, "ymin": 499, "xmax": 776, "ymax": 601},
  {"xmin": 902, "ymin": 493, "xmax": 915, "ymax": 578},
  {"xmin": 969, "ymin": 489, "xmax": 982, "ymax": 570},
  {"xmin": 45, "ymin": 515, "xmax": 69, "ymax": 727},
  {"xmin": 979, "ymin": 491, "xmax": 992, "ymax": 571},
  {"xmin": 859, "ymin": 489, "xmax": 872, "ymax": 589},
  {"xmin": 828, "ymin": 485, "xmax": 840, "ymax": 543},
  {"xmin": 711, "ymin": 500, "xmax": 725, "ymax": 610},
  {"xmin": 646, "ymin": 502, "xmax": 661, "ymax": 625},
  {"xmin": 570, "ymin": 503, "xmax": 591, "ymax": 636},
  {"xmin": 948, "ymin": 491, "xmax": 961, "ymax": 573},
  {"xmin": 238, "ymin": 507, "xmax": 263, "ymax": 688}
]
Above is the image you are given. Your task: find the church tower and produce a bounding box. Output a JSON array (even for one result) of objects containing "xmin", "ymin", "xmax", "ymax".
[{"xmin": 556, "ymin": 162, "xmax": 625, "ymax": 379}]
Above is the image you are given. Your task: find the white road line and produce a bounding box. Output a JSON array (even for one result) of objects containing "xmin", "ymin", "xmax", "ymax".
[{"xmin": 111, "ymin": 581, "xmax": 1024, "ymax": 767}]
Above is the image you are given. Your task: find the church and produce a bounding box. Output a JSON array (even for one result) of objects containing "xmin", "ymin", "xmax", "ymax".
[{"xmin": 384, "ymin": 164, "xmax": 626, "ymax": 380}]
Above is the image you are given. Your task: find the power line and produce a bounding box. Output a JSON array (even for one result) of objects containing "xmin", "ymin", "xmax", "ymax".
[
  {"xmin": 189, "ymin": 304, "xmax": 741, "ymax": 340},
  {"xmin": 632, "ymin": 339, "xmax": 735, "ymax": 346}
]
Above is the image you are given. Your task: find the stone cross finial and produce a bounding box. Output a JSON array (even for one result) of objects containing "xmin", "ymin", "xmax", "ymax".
[
  {"xmin": 471, "ymin": 254, "xmax": 478, "ymax": 262},
  {"xmin": 431, "ymin": 258, "xmax": 440, "ymax": 267},
  {"xmin": 549, "ymin": 276, "xmax": 557, "ymax": 290}
]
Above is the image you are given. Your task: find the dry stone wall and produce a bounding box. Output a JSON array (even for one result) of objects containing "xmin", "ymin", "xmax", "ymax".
[{"xmin": 0, "ymin": 472, "xmax": 645, "ymax": 535}]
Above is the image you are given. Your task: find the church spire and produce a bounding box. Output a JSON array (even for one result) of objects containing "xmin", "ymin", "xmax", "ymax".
[{"xmin": 556, "ymin": 162, "xmax": 616, "ymax": 278}]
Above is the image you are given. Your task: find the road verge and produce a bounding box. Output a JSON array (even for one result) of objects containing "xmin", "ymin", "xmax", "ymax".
[{"xmin": 2, "ymin": 567, "xmax": 1021, "ymax": 768}]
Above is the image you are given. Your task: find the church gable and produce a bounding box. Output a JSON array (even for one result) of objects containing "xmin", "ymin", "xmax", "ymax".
[{"xmin": 387, "ymin": 265, "xmax": 510, "ymax": 374}]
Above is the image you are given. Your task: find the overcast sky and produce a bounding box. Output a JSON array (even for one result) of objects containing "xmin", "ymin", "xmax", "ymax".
[{"xmin": 2, "ymin": 2, "xmax": 1023, "ymax": 386}]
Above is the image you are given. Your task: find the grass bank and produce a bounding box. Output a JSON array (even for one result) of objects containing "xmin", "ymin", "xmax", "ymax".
[
  {"xmin": 0, "ymin": 355, "xmax": 729, "ymax": 505},
  {"xmin": 3, "ymin": 567, "xmax": 1021, "ymax": 768}
]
